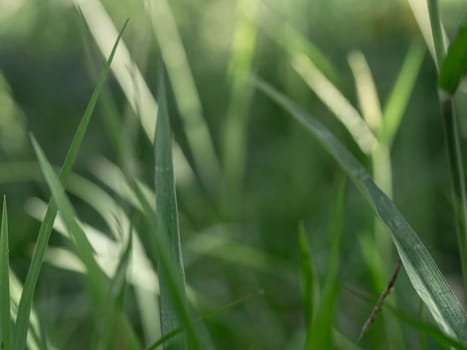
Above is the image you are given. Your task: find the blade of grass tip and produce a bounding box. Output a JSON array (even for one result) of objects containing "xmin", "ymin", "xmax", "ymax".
[
  {"xmin": 1, "ymin": 196, "xmax": 11, "ymax": 350},
  {"xmin": 131, "ymin": 181, "xmax": 210, "ymax": 350},
  {"xmin": 30, "ymin": 135, "xmax": 140, "ymax": 350},
  {"xmin": 347, "ymin": 51, "xmax": 383, "ymax": 132},
  {"xmin": 155, "ymin": 68, "xmax": 187, "ymax": 350},
  {"xmin": 12, "ymin": 20, "xmax": 128, "ymax": 350},
  {"xmin": 298, "ymin": 222, "xmax": 316, "ymax": 335},
  {"xmin": 439, "ymin": 20, "xmax": 467, "ymax": 95},
  {"xmin": 380, "ymin": 43, "xmax": 425, "ymax": 146},
  {"xmin": 252, "ymin": 78, "xmax": 467, "ymax": 342},
  {"xmin": 309, "ymin": 174, "xmax": 346, "ymax": 350}
]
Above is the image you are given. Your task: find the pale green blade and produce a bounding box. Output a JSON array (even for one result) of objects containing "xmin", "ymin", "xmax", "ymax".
[
  {"xmin": 291, "ymin": 53, "xmax": 377, "ymax": 154},
  {"xmin": 146, "ymin": 0, "xmax": 221, "ymax": 187},
  {"xmin": 253, "ymin": 78, "xmax": 467, "ymax": 342},
  {"xmin": 12, "ymin": 21, "xmax": 128, "ymax": 350},
  {"xmin": 380, "ymin": 43, "xmax": 425, "ymax": 145},
  {"xmin": 1, "ymin": 196, "xmax": 11, "ymax": 350},
  {"xmin": 30, "ymin": 136, "xmax": 140, "ymax": 350}
]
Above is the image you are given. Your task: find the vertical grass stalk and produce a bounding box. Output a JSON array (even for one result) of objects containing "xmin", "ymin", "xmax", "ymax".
[
  {"xmin": 155, "ymin": 69, "xmax": 187, "ymax": 350},
  {"xmin": 427, "ymin": 0, "xmax": 467, "ymax": 303},
  {"xmin": 0, "ymin": 197, "xmax": 10, "ymax": 350}
]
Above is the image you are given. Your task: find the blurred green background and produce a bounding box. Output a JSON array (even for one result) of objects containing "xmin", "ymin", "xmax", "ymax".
[{"xmin": 1, "ymin": 0, "xmax": 467, "ymax": 349}]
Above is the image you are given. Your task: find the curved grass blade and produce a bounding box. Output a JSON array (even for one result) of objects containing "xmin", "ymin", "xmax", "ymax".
[
  {"xmin": 252, "ymin": 78, "xmax": 467, "ymax": 342},
  {"xmin": 291, "ymin": 53, "xmax": 377, "ymax": 154},
  {"xmin": 12, "ymin": 21, "xmax": 128, "ymax": 350},
  {"xmin": 30, "ymin": 136, "xmax": 140, "ymax": 350},
  {"xmin": 155, "ymin": 70, "xmax": 187, "ymax": 350},
  {"xmin": 1, "ymin": 197, "xmax": 10, "ymax": 350},
  {"xmin": 439, "ymin": 20, "xmax": 467, "ymax": 94}
]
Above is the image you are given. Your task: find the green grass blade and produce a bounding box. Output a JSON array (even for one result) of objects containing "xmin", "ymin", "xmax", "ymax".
[
  {"xmin": 131, "ymin": 182, "xmax": 211, "ymax": 350},
  {"xmin": 427, "ymin": 0, "xmax": 446, "ymax": 69},
  {"xmin": 380, "ymin": 43, "xmax": 425, "ymax": 145},
  {"xmin": 76, "ymin": 0, "xmax": 156, "ymax": 140},
  {"xmin": 1, "ymin": 197, "xmax": 11, "ymax": 350},
  {"xmin": 146, "ymin": 0, "xmax": 221, "ymax": 188},
  {"xmin": 12, "ymin": 21, "xmax": 128, "ymax": 350},
  {"xmin": 347, "ymin": 51, "xmax": 383, "ymax": 132},
  {"xmin": 253, "ymin": 78, "xmax": 467, "ymax": 342},
  {"xmin": 308, "ymin": 175, "xmax": 346, "ymax": 349},
  {"xmin": 439, "ymin": 20, "xmax": 467, "ymax": 94},
  {"xmin": 30, "ymin": 136, "xmax": 140, "ymax": 350},
  {"xmin": 100, "ymin": 224, "xmax": 133, "ymax": 350},
  {"xmin": 155, "ymin": 70, "xmax": 187, "ymax": 350},
  {"xmin": 298, "ymin": 223, "xmax": 315, "ymax": 334}
]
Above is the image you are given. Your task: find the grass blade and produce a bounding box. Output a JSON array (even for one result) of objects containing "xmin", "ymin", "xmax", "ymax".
[
  {"xmin": 298, "ymin": 223, "xmax": 316, "ymax": 334},
  {"xmin": 131, "ymin": 182, "xmax": 211, "ymax": 350},
  {"xmin": 146, "ymin": 0, "xmax": 221, "ymax": 188},
  {"xmin": 1, "ymin": 197, "xmax": 10, "ymax": 350},
  {"xmin": 12, "ymin": 22, "xmax": 128, "ymax": 350},
  {"xmin": 439, "ymin": 20, "xmax": 467, "ymax": 94},
  {"xmin": 347, "ymin": 51, "xmax": 383, "ymax": 132},
  {"xmin": 30, "ymin": 136, "xmax": 140, "ymax": 350},
  {"xmin": 155, "ymin": 69, "xmax": 187, "ymax": 349},
  {"xmin": 380, "ymin": 43, "xmax": 425, "ymax": 145},
  {"xmin": 253, "ymin": 78, "xmax": 467, "ymax": 342},
  {"xmin": 308, "ymin": 175, "xmax": 346, "ymax": 349}
]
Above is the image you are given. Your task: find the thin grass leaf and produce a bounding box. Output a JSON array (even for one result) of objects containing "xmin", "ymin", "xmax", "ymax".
[
  {"xmin": 380, "ymin": 43, "xmax": 425, "ymax": 145},
  {"xmin": 252, "ymin": 78, "xmax": 467, "ymax": 342},
  {"xmin": 146, "ymin": 0, "xmax": 221, "ymax": 188},
  {"xmin": 155, "ymin": 69, "xmax": 187, "ymax": 350},
  {"xmin": 100, "ymin": 224, "xmax": 133, "ymax": 350},
  {"xmin": 308, "ymin": 175, "xmax": 346, "ymax": 349},
  {"xmin": 30, "ymin": 136, "xmax": 140, "ymax": 350},
  {"xmin": 427, "ymin": 0, "xmax": 446, "ymax": 69},
  {"xmin": 259, "ymin": 1, "xmax": 340, "ymax": 86},
  {"xmin": 76, "ymin": 0, "xmax": 156, "ymax": 139},
  {"xmin": 439, "ymin": 20, "xmax": 467, "ymax": 94},
  {"xmin": 222, "ymin": 0, "xmax": 258, "ymax": 211},
  {"xmin": 291, "ymin": 53, "xmax": 377, "ymax": 154},
  {"xmin": 12, "ymin": 21, "xmax": 128, "ymax": 350},
  {"xmin": 1, "ymin": 197, "xmax": 11, "ymax": 350},
  {"xmin": 298, "ymin": 223, "xmax": 315, "ymax": 332},
  {"xmin": 348, "ymin": 51, "xmax": 383, "ymax": 132},
  {"xmin": 131, "ymin": 182, "xmax": 211, "ymax": 350}
]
